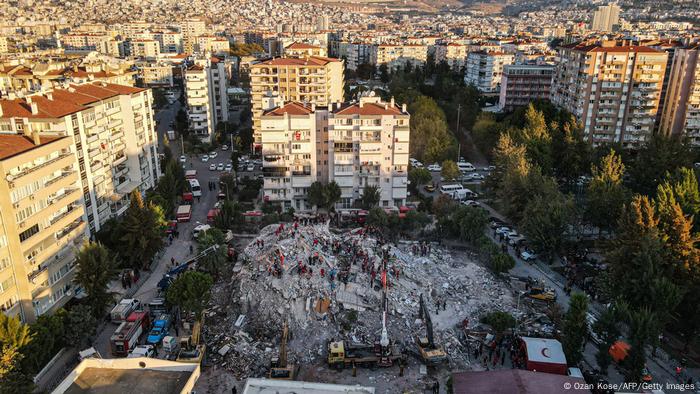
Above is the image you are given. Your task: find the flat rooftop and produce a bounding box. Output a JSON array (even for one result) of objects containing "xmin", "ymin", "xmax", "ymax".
[
  {"xmin": 52, "ymin": 358, "xmax": 200, "ymax": 394},
  {"xmin": 243, "ymin": 378, "xmax": 375, "ymax": 394}
]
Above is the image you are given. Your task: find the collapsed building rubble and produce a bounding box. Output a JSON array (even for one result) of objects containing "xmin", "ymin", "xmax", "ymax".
[{"xmin": 202, "ymin": 222, "xmax": 538, "ymax": 380}]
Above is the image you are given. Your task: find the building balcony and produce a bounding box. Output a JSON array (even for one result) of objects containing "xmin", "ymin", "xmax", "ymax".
[{"xmin": 8, "ymin": 152, "xmax": 74, "ymax": 182}]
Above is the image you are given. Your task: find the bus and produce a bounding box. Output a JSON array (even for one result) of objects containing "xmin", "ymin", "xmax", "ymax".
[{"xmin": 439, "ymin": 184, "xmax": 464, "ymax": 195}]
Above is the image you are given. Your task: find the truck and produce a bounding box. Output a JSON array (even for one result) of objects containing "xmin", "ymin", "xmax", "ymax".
[
  {"xmin": 176, "ymin": 205, "xmax": 192, "ymax": 222},
  {"xmin": 110, "ymin": 298, "xmax": 140, "ymax": 323},
  {"xmin": 327, "ymin": 340, "xmax": 406, "ymax": 369},
  {"xmin": 167, "ymin": 130, "xmax": 176, "ymax": 141},
  {"xmin": 147, "ymin": 314, "xmax": 172, "ymax": 345},
  {"xmin": 110, "ymin": 315, "xmax": 146, "ymax": 356},
  {"xmin": 148, "ymin": 298, "xmax": 168, "ymax": 318},
  {"xmin": 185, "ymin": 169, "xmax": 197, "ymax": 180},
  {"xmin": 126, "ymin": 310, "xmax": 150, "ymax": 332}
]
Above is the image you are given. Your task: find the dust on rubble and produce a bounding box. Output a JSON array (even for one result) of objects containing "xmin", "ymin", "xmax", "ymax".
[{"xmin": 201, "ymin": 222, "xmax": 519, "ymax": 389}]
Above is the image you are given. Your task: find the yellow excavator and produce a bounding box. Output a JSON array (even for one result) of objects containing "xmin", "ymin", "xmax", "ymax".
[
  {"xmin": 177, "ymin": 311, "xmax": 206, "ymax": 364},
  {"xmin": 268, "ymin": 321, "xmax": 298, "ymax": 379},
  {"xmin": 415, "ymin": 294, "xmax": 447, "ymax": 365}
]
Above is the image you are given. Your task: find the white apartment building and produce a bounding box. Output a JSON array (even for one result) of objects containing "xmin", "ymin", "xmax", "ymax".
[
  {"xmin": 370, "ymin": 44, "xmax": 428, "ymax": 72},
  {"xmin": 184, "ymin": 57, "xmax": 231, "ymax": 141},
  {"xmin": 250, "ymin": 56, "xmax": 344, "ymax": 147},
  {"xmin": 283, "ymin": 42, "xmax": 328, "ymax": 58},
  {"xmin": 179, "ymin": 18, "xmax": 206, "ymax": 54},
  {"xmin": 0, "ymin": 82, "xmax": 161, "ymax": 235},
  {"xmin": 138, "ymin": 62, "xmax": 176, "ymax": 87},
  {"xmin": 434, "ymin": 43, "xmax": 468, "ymax": 71},
  {"xmin": 551, "ymin": 41, "xmax": 668, "ymax": 148},
  {"xmin": 260, "ymin": 95, "xmax": 410, "ymax": 211},
  {"xmin": 195, "ymin": 35, "xmax": 230, "ymax": 55},
  {"xmin": 0, "ymin": 134, "xmax": 87, "ymax": 322},
  {"xmin": 464, "ymin": 51, "xmax": 515, "ymax": 93},
  {"xmin": 129, "ymin": 39, "xmax": 160, "ymax": 59},
  {"xmin": 659, "ymin": 46, "xmax": 700, "ymax": 145},
  {"xmin": 152, "ymin": 31, "xmax": 183, "ymax": 54},
  {"xmin": 338, "ymin": 42, "xmax": 372, "ymax": 71}
]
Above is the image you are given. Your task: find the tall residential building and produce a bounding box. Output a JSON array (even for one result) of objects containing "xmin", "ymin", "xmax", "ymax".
[
  {"xmin": 152, "ymin": 31, "xmax": 183, "ymax": 54},
  {"xmin": 551, "ymin": 41, "xmax": 668, "ymax": 148},
  {"xmin": 249, "ymin": 56, "xmax": 344, "ymax": 147},
  {"xmin": 261, "ymin": 95, "xmax": 409, "ymax": 211},
  {"xmin": 499, "ymin": 64, "xmax": 554, "ymax": 112},
  {"xmin": 659, "ymin": 46, "xmax": 700, "ymax": 145},
  {"xmin": 184, "ymin": 57, "xmax": 232, "ymax": 142},
  {"xmin": 283, "ymin": 42, "xmax": 328, "ymax": 58},
  {"xmin": 370, "ymin": 44, "xmax": 428, "ymax": 72},
  {"xmin": 129, "ymin": 39, "xmax": 160, "ymax": 59},
  {"xmin": 434, "ymin": 43, "xmax": 468, "ymax": 71},
  {"xmin": 0, "ymin": 133, "xmax": 87, "ymax": 322},
  {"xmin": 0, "ymin": 82, "xmax": 160, "ymax": 235},
  {"xmin": 179, "ymin": 18, "xmax": 206, "ymax": 54},
  {"xmin": 338, "ymin": 42, "xmax": 372, "ymax": 71},
  {"xmin": 464, "ymin": 51, "xmax": 514, "ymax": 93},
  {"xmin": 195, "ymin": 35, "xmax": 230, "ymax": 55},
  {"xmin": 591, "ymin": 4, "xmax": 621, "ymax": 32}
]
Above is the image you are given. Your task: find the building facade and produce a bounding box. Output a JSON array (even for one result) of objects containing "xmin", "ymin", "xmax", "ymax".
[
  {"xmin": 434, "ymin": 43, "xmax": 468, "ymax": 71},
  {"xmin": 464, "ymin": 51, "xmax": 515, "ymax": 93},
  {"xmin": 499, "ymin": 64, "xmax": 554, "ymax": 111},
  {"xmin": 370, "ymin": 44, "xmax": 428, "ymax": 72},
  {"xmin": 184, "ymin": 57, "xmax": 232, "ymax": 142},
  {"xmin": 179, "ymin": 18, "xmax": 206, "ymax": 54},
  {"xmin": 659, "ymin": 46, "xmax": 700, "ymax": 145},
  {"xmin": 283, "ymin": 42, "xmax": 328, "ymax": 58},
  {"xmin": 551, "ymin": 41, "xmax": 668, "ymax": 148},
  {"xmin": 0, "ymin": 82, "xmax": 160, "ymax": 235},
  {"xmin": 0, "ymin": 134, "xmax": 87, "ymax": 322},
  {"xmin": 249, "ymin": 56, "xmax": 344, "ymax": 147},
  {"xmin": 591, "ymin": 4, "xmax": 621, "ymax": 32},
  {"xmin": 260, "ymin": 95, "xmax": 410, "ymax": 211}
]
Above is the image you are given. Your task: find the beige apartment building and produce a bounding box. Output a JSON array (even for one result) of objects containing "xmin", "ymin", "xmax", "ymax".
[
  {"xmin": 659, "ymin": 46, "xmax": 700, "ymax": 145},
  {"xmin": 130, "ymin": 39, "xmax": 160, "ymax": 59},
  {"xmin": 195, "ymin": 35, "xmax": 230, "ymax": 55},
  {"xmin": 250, "ymin": 56, "xmax": 344, "ymax": 147},
  {"xmin": 434, "ymin": 43, "xmax": 468, "ymax": 71},
  {"xmin": 0, "ymin": 133, "xmax": 86, "ymax": 322},
  {"xmin": 464, "ymin": 51, "xmax": 515, "ymax": 93},
  {"xmin": 180, "ymin": 18, "xmax": 207, "ymax": 54},
  {"xmin": 283, "ymin": 42, "xmax": 328, "ymax": 58},
  {"xmin": 370, "ymin": 44, "xmax": 428, "ymax": 72},
  {"xmin": 551, "ymin": 41, "xmax": 668, "ymax": 148},
  {"xmin": 260, "ymin": 95, "xmax": 409, "ymax": 211},
  {"xmin": 0, "ymin": 82, "xmax": 160, "ymax": 235}
]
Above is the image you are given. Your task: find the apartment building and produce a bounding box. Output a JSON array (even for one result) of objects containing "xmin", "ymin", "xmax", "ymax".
[
  {"xmin": 464, "ymin": 51, "xmax": 515, "ymax": 93},
  {"xmin": 498, "ymin": 64, "xmax": 554, "ymax": 111},
  {"xmin": 249, "ymin": 56, "xmax": 344, "ymax": 147},
  {"xmin": 283, "ymin": 42, "xmax": 328, "ymax": 58},
  {"xmin": 591, "ymin": 4, "xmax": 621, "ymax": 32},
  {"xmin": 137, "ymin": 62, "xmax": 176, "ymax": 87},
  {"xmin": 195, "ymin": 35, "xmax": 229, "ymax": 55},
  {"xmin": 659, "ymin": 46, "xmax": 700, "ymax": 145},
  {"xmin": 129, "ymin": 39, "xmax": 160, "ymax": 59},
  {"xmin": 184, "ymin": 57, "xmax": 232, "ymax": 141},
  {"xmin": 0, "ymin": 82, "xmax": 160, "ymax": 235},
  {"xmin": 58, "ymin": 33, "xmax": 120, "ymax": 56},
  {"xmin": 370, "ymin": 44, "xmax": 428, "ymax": 71},
  {"xmin": 0, "ymin": 36, "xmax": 9, "ymax": 54},
  {"xmin": 179, "ymin": 18, "xmax": 206, "ymax": 54},
  {"xmin": 0, "ymin": 133, "xmax": 87, "ymax": 322},
  {"xmin": 551, "ymin": 41, "xmax": 668, "ymax": 148},
  {"xmin": 260, "ymin": 95, "xmax": 409, "ymax": 211},
  {"xmin": 337, "ymin": 42, "xmax": 372, "ymax": 71},
  {"xmin": 152, "ymin": 31, "xmax": 182, "ymax": 54},
  {"xmin": 434, "ymin": 43, "xmax": 468, "ymax": 71}
]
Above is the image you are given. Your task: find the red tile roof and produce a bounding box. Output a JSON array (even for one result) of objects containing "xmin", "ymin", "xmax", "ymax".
[
  {"xmin": 263, "ymin": 102, "xmax": 313, "ymax": 116},
  {"xmin": 335, "ymin": 102, "xmax": 404, "ymax": 116},
  {"xmin": 255, "ymin": 56, "xmax": 340, "ymax": 66},
  {"xmin": 0, "ymin": 134, "xmax": 66, "ymax": 160},
  {"xmin": 286, "ymin": 42, "xmax": 321, "ymax": 50}
]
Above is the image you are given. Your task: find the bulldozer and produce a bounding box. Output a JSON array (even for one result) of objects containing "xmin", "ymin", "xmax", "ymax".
[
  {"xmin": 268, "ymin": 321, "xmax": 298, "ymax": 380},
  {"xmin": 526, "ymin": 286, "xmax": 557, "ymax": 303},
  {"xmin": 415, "ymin": 294, "xmax": 447, "ymax": 365}
]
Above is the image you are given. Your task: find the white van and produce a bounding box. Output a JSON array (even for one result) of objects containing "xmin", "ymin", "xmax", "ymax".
[
  {"xmin": 189, "ymin": 179, "xmax": 202, "ymax": 197},
  {"xmin": 440, "ymin": 184, "xmax": 464, "ymax": 195},
  {"xmin": 458, "ymin": 162, "xmax": 476, "ymax": 172}
]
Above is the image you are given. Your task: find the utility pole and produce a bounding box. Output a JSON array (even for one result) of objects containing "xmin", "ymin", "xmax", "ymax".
[
  {"xmin": 456, "ymin": 103, "xmax": 461, "ymax": 161},
  {"xmin": 181, "ymin": 133, "xmax": 185, "ymax": 157}
]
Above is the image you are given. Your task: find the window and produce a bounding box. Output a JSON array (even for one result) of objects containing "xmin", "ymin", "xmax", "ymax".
[
  {"xmin": 0, "ymin": 277, "xmax": 15, "ymax": 294},
  {"xmin": 19, "ymin": 224, "xmax": 40, "ymax": 243}
]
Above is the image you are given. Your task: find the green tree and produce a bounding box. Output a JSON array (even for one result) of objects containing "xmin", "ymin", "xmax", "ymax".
[
  {"xmin": 409, "ymin": 96, "xmax": 457, "ymax": 163},
  {"xmin": 408, "ymin": 167, "xmax": 432, "ymax": 190},
  {"xmin": 432, "ymin": 193, "xmax": 457, "ymax": 219},
  {"xmin": 0, "ymin": 314, "xmax": 32, "ymax": 379},
  {"xmin": 490, "ymin": 252, "xmax": 515, "ymax": 274},
  {"xmin": 307, "ymin": 181, "xmax": 326, "ymax": 210},
  {"xmin": 166, "ymin": 271, "xmax": 213, "ymax": 316},
  {"xmin": 378, "ymin": 64, "xmax": 389, "ymax": 83},
  {"xmin": 219, "ymin": 173, "xmax": 237, "ymax": 199},
  {"xmin": 551, "ymin": 115, "xmax": 589, "ymax": 184},
  {"xmin": 480, "ymin": 311, "xmax": 516, "ymax": 333},
  {"xmin": 562, "ymin": 293, "xmax": 589, "ymax": 365},
  {"xmin": 21, "ymin": 313, "xmax": 65, "ymax": 373},
  {"xmin": 214, "ymin": 199, "xmax": 242, "ymax": 231},
  {"xmin": 628, "ymin": 134, "xmax": 693, "ymax": 197},
  {"xmin": 120, "ymin": 191, "xmax": 165, "ymax": 271},
  {"xmin": 325, "ymin": 181, "xmax": 342, "ymax": 211},
  {"xmin": 197, "ymin": 229, "xmax": 227, "ymax": 280},
  {"xmin": 521, "ymin": 184, "xmax": 575, "ymax": 260},
  {"xmin": 471, "ymin": 112, "xmax": 504, "ymax": 159},
  {"xmin": 593, "ymin": 307, "xmax": 621, "ymax": 374},
  {"xmin": 619, "ymin": 304, "xmax": 657, "ymax": 382},
  {"xmin": 513, "ymin": 104, "xmax": 552, "ymax": 174},
  {"xmin": 361, "ymin": 185, "xmax": 381, "ymax": 209},
  {"xmin": 443, "ymin": 206, "xmax": 488, "ymax": 244},
  {"xmin": 63, "ymin": 305, "xmax": 97, "ymax": 349},
  {"xmin": 586, "ymin": 149, "xmax": 629, "ymax": 235},
  {"xmin": 441, "ymin": 160, "xmax": 460, "ymax": 181},
  {"xmin": 657, "ymin": 167, "xmax": 700, "ymax": 229},
  {"xmin": 366, "ymin": 207, "xmax": 388, "ymax": 228},
  {"xmin": 73, "ymin": 241, "xmax": 118, "ymax": 318}
]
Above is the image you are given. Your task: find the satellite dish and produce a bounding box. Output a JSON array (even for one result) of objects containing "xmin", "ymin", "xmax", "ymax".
[{"xmin": 369, "ymin": 91, "xmax": 376, "ymax": 97}]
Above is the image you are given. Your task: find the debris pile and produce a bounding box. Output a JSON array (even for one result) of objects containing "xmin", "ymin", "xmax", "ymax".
[{"xmin": 203, "ymin": 222, "xmax": 523, "ymax": 379}]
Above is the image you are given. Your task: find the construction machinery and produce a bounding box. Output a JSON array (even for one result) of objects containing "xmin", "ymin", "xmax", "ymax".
[
  {"xmin": 415, "ymin": 294, "xmax": 447, "ymax": 365},
  {"xmin": 526, "ymin": 286, "xmax": 557, "ymax": 303},
  {"xmin": 177, "ymin": 312, "xmax": 206, "ymax": 364},
  {"xmin": 268, "ymin": 321, "xmax": 298, "ymax": 379}
]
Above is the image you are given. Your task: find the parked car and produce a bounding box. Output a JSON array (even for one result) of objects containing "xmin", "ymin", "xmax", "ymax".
[
  {"xmin": 209, "ymin": 163, "xmax": 216, "ymax": 171},
  {"xmin": 179, "ymin": 155, "xmax": 186, "ymax": 163},
  {"xmin": 427, "ymin": 163, "xmax": 441, "ymax": 172},
  {"xmin": 217, "ymin": 163, "xmax": 225, "ymax": 171},
  {"xmin": 128, "ymin": 344, "xmax": 156, "ymax": 358},
  {"xmin": 495, "ymin": 227, "xmax": 511, "ymax": 236},
  {"xmin": 247, "ymin": 164, "xmax": 255, "ymax": 172},
  {"xmin": 201, "ymin": 155, "xmax": 209, "ymax": 162},
  {"xmin": 483, "ymin": 165, "xmax": 496, "ymax": 171},
  {"xmin": 209, "ymin": 151, "xmax": 218, "ymax": 159},
  {"xmin": 520, "ymin": 249, "xmax": 538, "ymax": 262},
  {"xmin": 221, "ymin": 144, "xmax": 229, "ymax": 151},
  {"xmin": 469, "ymin": 173, "xmax": 485, "ymax": 180},
  {"xmin": 461, "ymin": 200, "xmax": 480, "ymax": 207},
  {"xmin": 424, "ymin": 183, "xmax": 436, "ymax": 193},
  {"xmin": 225, "ymin": 163, "xmax": 233, "ymax": 172}
]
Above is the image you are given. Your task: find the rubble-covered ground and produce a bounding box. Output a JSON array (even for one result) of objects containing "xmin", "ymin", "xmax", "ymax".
[{"xmin": 200, "ymin": 222, "xmax": 523, "ymax": 392}]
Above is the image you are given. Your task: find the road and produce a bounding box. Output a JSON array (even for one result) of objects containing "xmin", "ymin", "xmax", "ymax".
[{"xmin": 92, "ymin": 97, "xmax": 226, "ymax": 358}]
